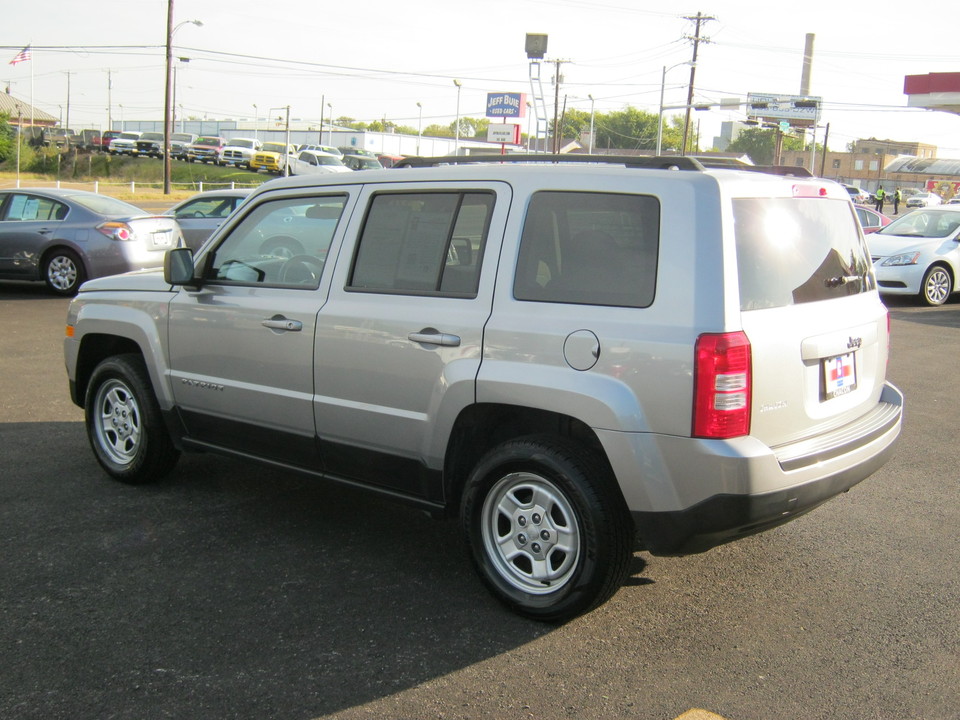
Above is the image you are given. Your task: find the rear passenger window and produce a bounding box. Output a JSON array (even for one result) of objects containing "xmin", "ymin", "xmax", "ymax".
[
  {"xmin": 3, "ymin": 194, "xmax": 68, "ymax": 222},
  {"xmin": 349, "ymin": 192, "xmax": 493, "ymax": 296},
  {"xmin": 514, "ymin": 191, "xmax": 660, "ymax": 307}
]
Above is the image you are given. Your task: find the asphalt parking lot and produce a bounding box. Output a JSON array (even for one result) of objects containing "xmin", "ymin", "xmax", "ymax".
[{"xmin": 1, "ymin": 283, "xmax": 958, "ymax": 720}]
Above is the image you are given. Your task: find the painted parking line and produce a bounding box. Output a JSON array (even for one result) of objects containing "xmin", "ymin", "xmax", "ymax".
[{"xmin": 675, "ymin": 710, "xmax": 729, "ymax": 720}]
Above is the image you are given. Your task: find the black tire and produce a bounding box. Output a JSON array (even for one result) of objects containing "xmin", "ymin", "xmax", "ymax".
[
  {"xmin": 43, "ymin": 248, "xmax": 86, "ymax": 296},
  {"xmin": 84, "ymin": 354, "xmax": 180, "ymax": 484},
  {"xmin": 461, "ymin": 436, "xmax": 632, "ymax": 622},
  {"xmin": 920, "ymin": 264, "xmax": 952, "ymax": 306}
]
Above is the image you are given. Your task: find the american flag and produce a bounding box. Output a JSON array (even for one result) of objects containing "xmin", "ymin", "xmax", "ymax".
[{"xmin": 8, "ymin": 46, "xmax": 31, "ymax": 66}]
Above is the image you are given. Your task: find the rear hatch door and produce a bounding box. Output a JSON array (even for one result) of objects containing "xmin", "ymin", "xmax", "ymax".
[{"xmin": 732, "ymin": 193, "xmax": 889, "ymax": 448}]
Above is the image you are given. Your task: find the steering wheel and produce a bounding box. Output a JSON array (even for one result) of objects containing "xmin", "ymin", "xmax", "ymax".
[
  {"xmin": 259, "ymin": 235, "xmax": 304, "ymax": 260},
  {"xmin": 279, "ymin": 255, "xmax": 325, "ymax": 285}
]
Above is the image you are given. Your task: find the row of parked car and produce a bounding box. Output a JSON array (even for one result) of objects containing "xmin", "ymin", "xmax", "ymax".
[
  {"xmin": 4, "ymin": 172, "xmax": 960, "ymax": 307},
  {"xmin": 100, "ymin": 132, "xmax": 393, "ymax": 175}
]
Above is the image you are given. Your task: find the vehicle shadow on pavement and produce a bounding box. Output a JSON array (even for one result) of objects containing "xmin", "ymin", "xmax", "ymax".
[
  {"xmin": 0, "ymin": 422, "xmax": 654, "ymax": 719},
  {"xmin": 883, "ymin": 296, "xmax": 960, "ymax": 329}
]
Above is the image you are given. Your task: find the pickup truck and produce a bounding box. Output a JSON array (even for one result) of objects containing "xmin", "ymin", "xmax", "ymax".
[{"xmin": 219, "ymin": 138, "xmax": 261, "ymax": 169}]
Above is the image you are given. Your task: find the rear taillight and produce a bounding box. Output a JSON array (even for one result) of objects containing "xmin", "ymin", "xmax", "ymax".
[
  {"xmin": 693, "ymin": 331, "xmax": 752, "ymax": 439},
  {"xmin": 96, "ymin": 221, "xmax": 134, "ymax": 241}
]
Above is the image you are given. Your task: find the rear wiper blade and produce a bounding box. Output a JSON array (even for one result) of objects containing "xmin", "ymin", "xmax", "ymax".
[{"xmin": 825, "ymin": 275, "xmax": 862, "ymax": 287}]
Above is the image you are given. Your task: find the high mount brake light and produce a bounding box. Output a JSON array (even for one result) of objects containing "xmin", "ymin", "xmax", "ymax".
[
  {"xmin": 693, "ymin": 331, "xmax": 752, "ymax": 439},
  {"xmin": 793, "ymin": 184, "xmax": 830, "ymax": 198}
]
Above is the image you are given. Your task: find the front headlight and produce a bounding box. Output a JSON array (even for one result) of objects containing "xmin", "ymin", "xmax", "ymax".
[{"xmin": 881, "ymin": 252, "xmax": 921, "ymax": 267}]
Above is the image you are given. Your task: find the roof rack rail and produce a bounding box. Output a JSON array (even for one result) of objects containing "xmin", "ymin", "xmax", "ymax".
[
  {"xmin": 692, "ymin": 156, "xmax": 814, "ymax": 177},
  {"xmin": 395, "ymin": 153, "xmax": 707, "ymax": 171}
]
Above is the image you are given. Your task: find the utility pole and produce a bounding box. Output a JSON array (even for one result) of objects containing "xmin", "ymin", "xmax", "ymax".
[
  {"xmin": 65, "ymin": 71, "xmax": 71, "ymax": 131},
  {"xmin": 681, "ymin": 12, "xmax": 714, "ymax": 155},
  {"xmin": 552, "ymin": 58, "xmax": 566, "ymax": 154},
  {"xmin": 107, "ymin": 70, "xmax": 112, "ymax": 131}
]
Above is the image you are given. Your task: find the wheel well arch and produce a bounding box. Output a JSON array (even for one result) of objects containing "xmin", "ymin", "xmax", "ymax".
[
  {"xmin": 442, "ymin": 403, "xmax": 615, "ymax": 515},
  {"xmin": 41, "ymin": 244, "xmax": 86, "ymax": 272},
  {"xmin": 73, "ymin": 333, "xmax": 143, "ymax": 405},
  {"xmin": 926, "ymin": 261, "xmax": 955, "ymax": 281}
]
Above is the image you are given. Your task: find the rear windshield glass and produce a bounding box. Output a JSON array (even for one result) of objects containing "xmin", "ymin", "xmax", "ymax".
[
  {"xmin": 733, "ymin": 198, "xmax": 874, "ymax": 310},
  {"xmin": 70, "ymin": 194, "xmax": 144, "ymax": 216}
]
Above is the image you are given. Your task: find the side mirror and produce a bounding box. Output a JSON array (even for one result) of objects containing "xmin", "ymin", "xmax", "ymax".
[{"xmin": 164, "ymin": 247, "xmax": 199, "ymax": 287}]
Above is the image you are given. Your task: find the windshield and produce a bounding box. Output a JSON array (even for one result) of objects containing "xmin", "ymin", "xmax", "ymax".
[
  {"xmin": 196, "ymin": 137, "xmax": 221, "ymax": 145},
  {"xmin": 119, "ymin": 133, "xmax": 139, "ymax": 140},
  {"xmin": 262, "ymin": 144, "xmax": 286, "ymax": 153},
  {"xmin": 172, "ymin": 134, "xmax": 194, "ymax": 142},
  {"xmin": 877, "ymin": 209, "xmax": 960, "ymax": 238},
  {"xmin": 229, "ymin": 140, "xmax": 256, "ymax": 149},
  {"xmin": 734, "ymin": 198, "xmax": 874, "ymax": 310},
  {"xmin": 318, "ymin": 156, "xmax": 343, "ymax": 166}
]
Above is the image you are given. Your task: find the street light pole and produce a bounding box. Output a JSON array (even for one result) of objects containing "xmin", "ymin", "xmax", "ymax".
[
  {"xmin": 657, "ymin": 61, "xmax": 695, "ymax": 156},
  {"xmin": 453, "ymin": 79, "xmax": 462, "ymax": 154},
  {"xmin": 163, "ymin": 5, "xmax": 202, "ymax": 195},
  {"xmin": 587, "ymin": 94, "xmax": 595, "ymax": 154},
  {"xmin": 416, "ymin": 102, "xmax": 422, "ymax": 155}
]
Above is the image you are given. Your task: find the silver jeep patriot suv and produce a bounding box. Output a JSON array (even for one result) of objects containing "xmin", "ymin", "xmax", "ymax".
[{"xmin": 65, "ymin": 155, "xmax": 903, "ymax": 621}]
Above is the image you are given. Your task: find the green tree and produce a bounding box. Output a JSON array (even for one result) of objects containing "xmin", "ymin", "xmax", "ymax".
[
  {"xmin": 727, "ymin": 128, "xmax": 778, "ymax": 164},
  {"xmin": 0, "ymin": 113, "xmax": 14, "ymax": 163},
  {"xmin": 423, "ymin": 123, "xmax": 452, "ymax": 138},
  {"xmin": 590, "ymin": 108, "xmax": 660, "ymax": 151},
  {"xmin": 728, "ymin": 128, "xmax": 821, "ymax": 165}
]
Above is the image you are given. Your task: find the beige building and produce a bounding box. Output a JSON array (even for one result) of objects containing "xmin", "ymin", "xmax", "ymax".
[{"xmin": 777, "ymin": 137, "xmax": 946, "ymax": 194}]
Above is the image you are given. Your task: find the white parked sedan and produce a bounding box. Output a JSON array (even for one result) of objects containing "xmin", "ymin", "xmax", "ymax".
[
  {"xmin": 905, "ymin": 192, "xmax": 942, "ymax": 208},
  {"xmin": 870, "ymin": 206, "xmax": 960, "ymax": 305}
]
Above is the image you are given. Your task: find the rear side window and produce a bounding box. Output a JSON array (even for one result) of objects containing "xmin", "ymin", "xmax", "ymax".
[
  {"xmin": 734, "ymin": 198, "xmax": 875, "ymax": 310},
  {"xmin": 349, "ymin": 192, "xmax": 493, "ymax": 296},
  {"xmin": 514, "ymin": 191, "xmax": 660, "ymax": 308},
  {"xmin": 2, "ymin": 194, "xmax": 69, "ymax": 221}
]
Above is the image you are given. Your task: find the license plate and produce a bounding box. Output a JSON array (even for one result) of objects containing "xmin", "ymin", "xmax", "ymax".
[
  {"xmin": 822, "ymin": 352, "xmax": 857, "ymax": 400},
  {"xmin": 152, "ymin": 231, "xmax": 173, "ymax": 247}
]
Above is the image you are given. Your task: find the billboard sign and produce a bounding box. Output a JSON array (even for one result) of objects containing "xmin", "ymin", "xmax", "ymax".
[
  {"xmin": 487, "ymin": 124, "xmax": 522, "ymax": 145},
  {"xmin": 746, "ymin": 93, "xmax": 821, "ymax": 126},
  {"xmin": 486, "ymin": 92, "xmax": 526, "ymax": 118}
]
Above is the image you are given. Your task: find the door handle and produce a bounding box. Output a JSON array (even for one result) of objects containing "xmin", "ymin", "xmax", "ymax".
[
  {"xmin": 408, "ymin": 328, "xmax": 461, "ymax": 347},
  {"xmin": 262, "ymin": 316, "xmax": 302, "ymax": 332}
]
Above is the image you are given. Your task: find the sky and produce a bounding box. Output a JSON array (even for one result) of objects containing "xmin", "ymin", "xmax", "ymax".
[{"xmin": 3, "ymin": 0, "xmax": 960, "ymax": 154}]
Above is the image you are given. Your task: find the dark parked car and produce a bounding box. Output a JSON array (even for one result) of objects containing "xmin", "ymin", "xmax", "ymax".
[
  {"xmin": 170, "ymin": 132, "xmax": 198, "ymax": 160},
  {"xmin": 164, "ymin": 189, "xmax": 252, "ymax": 250},
  {"xmin": 0, "ymin": 188, "xmax": 183, "ymax": 296},
  {"xmin": 342, "ymin": 154, "xmax": 382, "ymax": 171},
  {"xmin": 135, "ymin": 132, "xmax": 166, "ymax": 158},
  {"xmin": 79, "ymin": 129, "xmax": 102, "ymax": 151}
]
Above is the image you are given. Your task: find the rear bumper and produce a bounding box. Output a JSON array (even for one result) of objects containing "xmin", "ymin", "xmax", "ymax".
[{"xmin": 607, "ymin": 383, "xmax": 904, "ymax": 554}]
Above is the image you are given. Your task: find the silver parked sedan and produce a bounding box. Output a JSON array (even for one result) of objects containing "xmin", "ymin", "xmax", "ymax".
[
  {"xmin": 163, "ymin": 189, "xmax": 252, "ymax": 251},
  {"xmin": 0, "ymin": 188, "xmax": 183, "ymax": 296}
]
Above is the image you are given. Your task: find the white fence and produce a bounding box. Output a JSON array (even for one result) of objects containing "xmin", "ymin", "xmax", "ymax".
[{"xmin": 0, "ymin": 179, "xmax": 262, "ymax": 195}]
